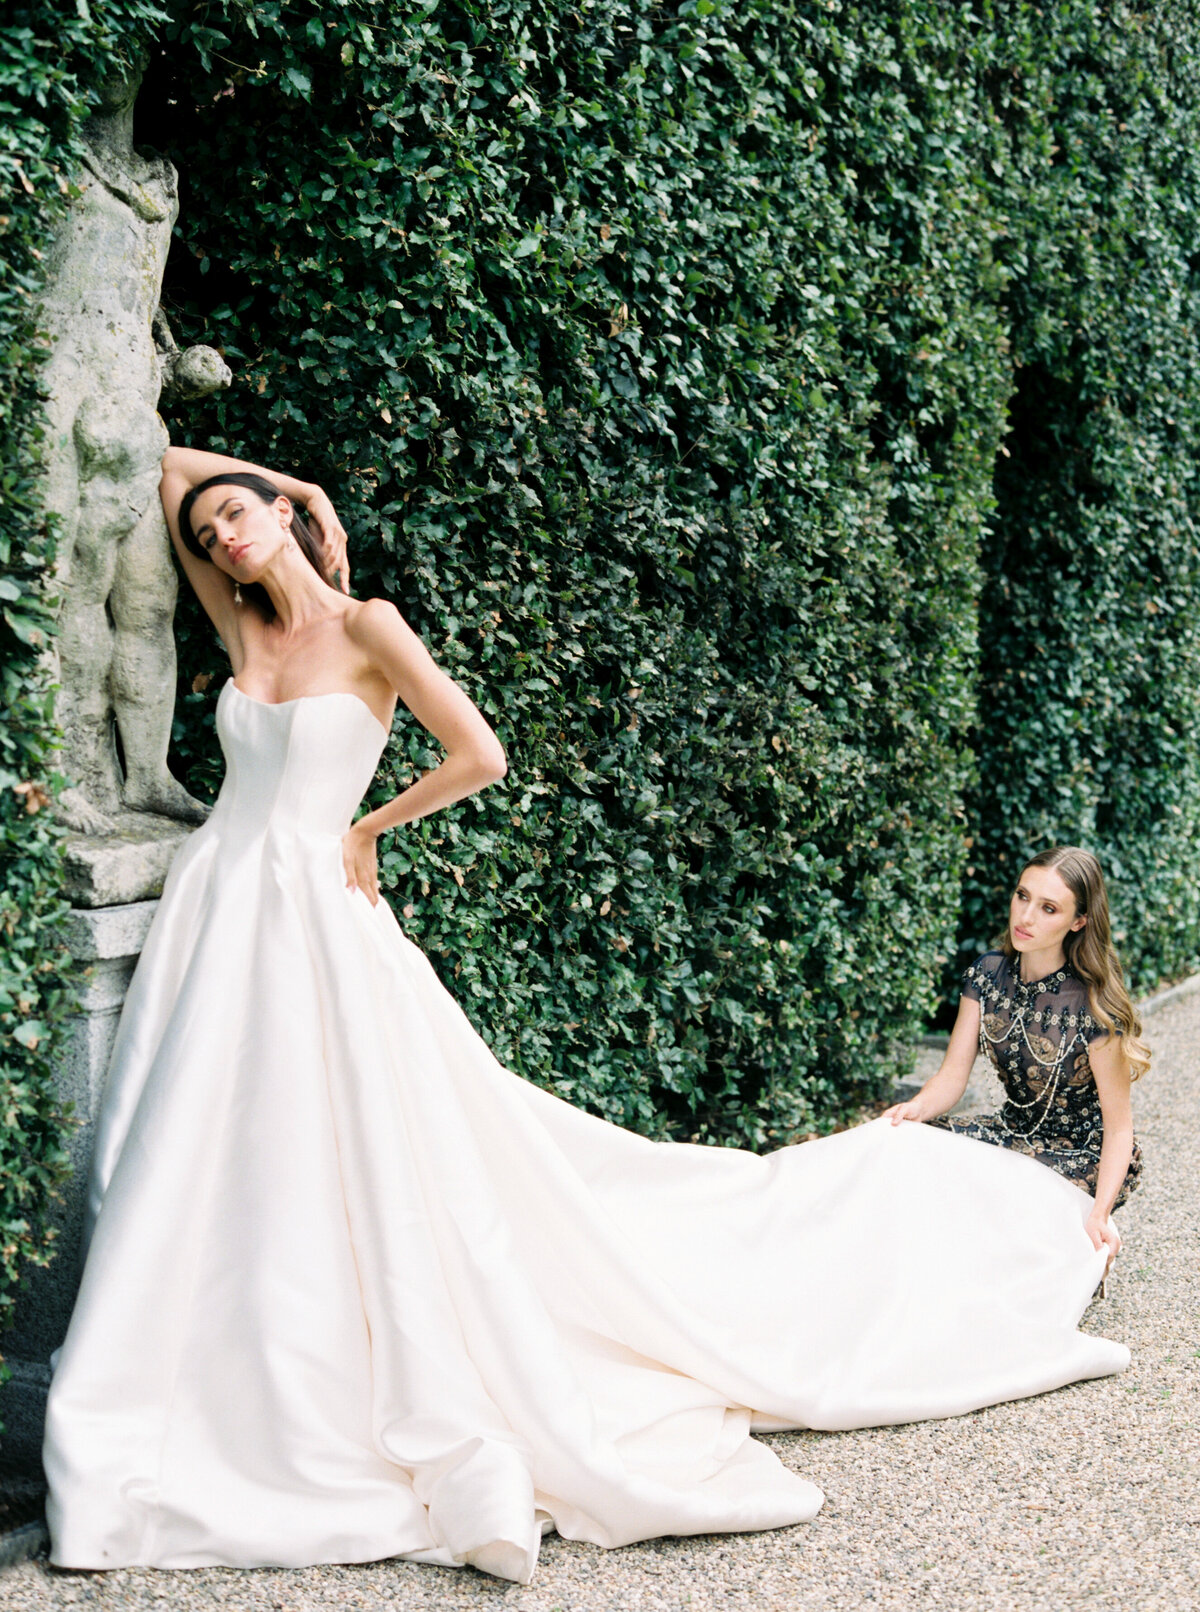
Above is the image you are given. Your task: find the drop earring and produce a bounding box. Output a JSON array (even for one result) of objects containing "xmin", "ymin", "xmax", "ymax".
[{"xmin": 234, "ymin": 583, "xmax": 243, "ymax": 605}]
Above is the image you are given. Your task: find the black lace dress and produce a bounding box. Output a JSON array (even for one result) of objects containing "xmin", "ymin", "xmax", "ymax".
[{"xmin": 929, "ymin": 950, "xmax": 1142, "ymax": 1209}]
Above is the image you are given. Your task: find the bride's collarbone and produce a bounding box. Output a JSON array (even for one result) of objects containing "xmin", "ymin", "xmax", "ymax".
[
  {"xmin": 227, "ymin": 607, "xmax": 396, "ymax": 727},
  {"xmin": 232, "ymin": 617, "xmax": 369, "ymax": 706}
]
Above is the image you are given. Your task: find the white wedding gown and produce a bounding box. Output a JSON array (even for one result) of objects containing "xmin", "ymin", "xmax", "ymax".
[{"xmin": 44, "ymin": 682, "xmax": 1126, "ymax": 1582}]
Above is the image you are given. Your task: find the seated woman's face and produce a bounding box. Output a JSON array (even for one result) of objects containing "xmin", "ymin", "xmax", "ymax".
[{"xmin": 1009, "ymin": 865, "xmax": 1083, "ymax": 958}]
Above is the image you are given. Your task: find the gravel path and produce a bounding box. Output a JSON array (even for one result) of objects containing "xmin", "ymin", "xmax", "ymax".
[{"xmin": 5, "ymin": 996, "xmax": 1197, "ymax": 1612}]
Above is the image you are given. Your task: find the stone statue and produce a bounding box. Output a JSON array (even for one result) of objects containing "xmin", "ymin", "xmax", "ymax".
[
  {"xmin": 38, "ymin": 62, "xmax": 231, "ymax": 858},
  {"xmin": 0, "ymin": 61, "xmax": 240, "ymax": 1475}
]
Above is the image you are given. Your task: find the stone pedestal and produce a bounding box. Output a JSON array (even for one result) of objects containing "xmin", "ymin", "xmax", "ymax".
[
  {"xmin": 62, "ymin": 813, "xmax": 193, "ymax": 908},
  {"xmin": 0, "ymin": 900, "xmax": 160, "ymax": 1469}
]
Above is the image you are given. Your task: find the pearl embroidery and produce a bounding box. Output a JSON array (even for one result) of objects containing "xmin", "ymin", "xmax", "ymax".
[{"xmin": 971, "ymin": 958, "xmax": 1093, "ymax": 1142}]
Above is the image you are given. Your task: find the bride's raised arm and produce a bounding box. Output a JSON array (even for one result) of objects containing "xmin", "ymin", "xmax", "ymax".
[{"xmin": 160, "ymin": 444, "xmax": 350, "ymax": 640}]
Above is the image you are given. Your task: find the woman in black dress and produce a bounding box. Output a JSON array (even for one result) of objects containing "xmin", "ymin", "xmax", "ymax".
[{"xmin": 884, "ymin": 846, "xmax": 1149, "ymax": 1271}]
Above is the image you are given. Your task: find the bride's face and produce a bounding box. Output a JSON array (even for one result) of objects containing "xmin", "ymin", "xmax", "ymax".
[{"xmin": 190, "ymin": 485, "xmax": 292, "ymax": 583}]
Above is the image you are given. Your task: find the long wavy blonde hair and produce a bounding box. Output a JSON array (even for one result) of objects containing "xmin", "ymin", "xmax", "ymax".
[{"xmin": 1002, "ymin": 845, "xmax": 1151, "ymax": 1081}]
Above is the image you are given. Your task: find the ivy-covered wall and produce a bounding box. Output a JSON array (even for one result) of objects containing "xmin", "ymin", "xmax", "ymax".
[
  {"xmin": 4, "ymin": 0, "xmax": 1200, "ymax": 1333},
  {"xmin": 961, "ymin": 4, "xmax": 1200, "ymax": 995},
  {"xmin": 149, "ymin": 0, "xmax": 1012, "ymax": 1146}
]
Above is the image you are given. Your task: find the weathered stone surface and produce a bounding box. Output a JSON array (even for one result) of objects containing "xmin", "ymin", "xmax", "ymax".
[
  {"xmin": 60, "ymin": 901, "xmax": 158, "ymax": 962},
  {"xmin": 37, "ymin": 64, "xmax": 228, "ymax": 839},
  {"xmin": 61, "ymin": 813, "xmax": 193, "ymax": 908},
  {"xmin": 153, "ymin": 309, "xmax": 231, "ymax": 403}
]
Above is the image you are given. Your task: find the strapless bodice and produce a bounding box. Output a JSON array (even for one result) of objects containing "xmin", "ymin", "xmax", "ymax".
[{"xmin": 207, "ymin": 681, "xmax": 389, "ymax": 840}]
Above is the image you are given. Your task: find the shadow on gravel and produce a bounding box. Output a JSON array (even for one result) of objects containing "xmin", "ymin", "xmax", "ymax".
[{"xmin": 0, "ymin": 1461, "xmax": 48, "ymax": 1568}]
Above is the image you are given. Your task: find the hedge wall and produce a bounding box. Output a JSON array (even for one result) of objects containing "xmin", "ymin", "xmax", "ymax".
[
  {"xmin": 4, "ymin": 1, "xmax": 1200, "ymax": 1341},
  {"xmin": 0, "ymin": 1, "xmax": 163, "ymax": 1331},
  {"xmin": 146, "ymin": 0, "xmax": 1014, "ymax": 1145},
  {"xmin": 961, "ymin": 2, "xmax": 1200, "ymax": 995}
]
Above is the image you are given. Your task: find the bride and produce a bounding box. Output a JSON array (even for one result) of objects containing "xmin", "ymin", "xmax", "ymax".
[{"xmin": 44, "ymin": 445, "xmax": 1127, "ymax": 1584}]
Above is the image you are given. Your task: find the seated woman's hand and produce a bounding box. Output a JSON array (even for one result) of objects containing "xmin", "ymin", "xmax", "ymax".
[
  {"xmin": 305, "ymin": 487, "xmax": 351, "ymax": 594},
  {"xmin": 1084, "ymin": 1206, "xmax": 1121, "ymax": 1269},
  {"xmin": 881, "ymin": 1096, "xmax": 932, "ymax": 1126}
]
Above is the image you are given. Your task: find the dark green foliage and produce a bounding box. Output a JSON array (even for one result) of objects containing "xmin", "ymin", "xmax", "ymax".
[
  {"xmin": 962, "ymin": 4, "xmax": 1200, "ymax": 995},
  {"xmin": 4, "ymin": 0, "xmax": 1200, "ymax": 1338},
  {"xmin": 0, "ymin": 0, "xmax": 163, "ymax": 1331},
  {"xmin": 149, "ymin": 0, "xmax": 1016, "ymax": 1144}
]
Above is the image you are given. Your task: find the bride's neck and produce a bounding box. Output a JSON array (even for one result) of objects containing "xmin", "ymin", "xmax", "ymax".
[{"xmin": 257, "ymin": 550, "xmax": 340, "ymax": 635}]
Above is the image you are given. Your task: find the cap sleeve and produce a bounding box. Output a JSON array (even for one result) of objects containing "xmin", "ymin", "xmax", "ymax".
[
  {"xmin": 1081, "ymin": 1007, "xmax": 1123, "ymax": 1045},
  {"xmin": 960, "ymin": 952, "xmax": 999, "ymax": 1003}
]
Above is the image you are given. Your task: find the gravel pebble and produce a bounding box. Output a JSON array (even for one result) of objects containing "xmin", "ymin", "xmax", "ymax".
[{"xmin": 4, "ymin": 1001, "xmax": 1196, "ymax": 1612}]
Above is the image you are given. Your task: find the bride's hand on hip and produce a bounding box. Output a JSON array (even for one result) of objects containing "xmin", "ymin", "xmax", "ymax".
[
  {"xmin": 305, "ymin": 487, "xmax": 351, "ymax": 594},
  {"xmin": 342, "ymin": 822, "xmax": 380, "ymax": 905}
]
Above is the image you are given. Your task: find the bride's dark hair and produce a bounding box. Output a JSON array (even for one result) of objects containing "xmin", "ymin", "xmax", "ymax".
[{"xmin": 177, "ymin": 472, "xmax": 330, "ymax": 620}]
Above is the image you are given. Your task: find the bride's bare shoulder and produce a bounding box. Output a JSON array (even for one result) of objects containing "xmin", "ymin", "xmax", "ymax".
[{"xmin": 342, "ymin": 596, "xmax": 423, "ymax": 656}]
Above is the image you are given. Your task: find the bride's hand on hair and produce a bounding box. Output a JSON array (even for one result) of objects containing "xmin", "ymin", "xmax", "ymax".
[{"xmin": 305, "ymin": 487, "xmax": 351, "ymax": 594}]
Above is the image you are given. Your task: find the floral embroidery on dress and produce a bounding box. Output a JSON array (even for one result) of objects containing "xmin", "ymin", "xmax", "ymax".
[{"xmin": 929, "ymin": 950, "xmax": 1141, "ymax": 1208}]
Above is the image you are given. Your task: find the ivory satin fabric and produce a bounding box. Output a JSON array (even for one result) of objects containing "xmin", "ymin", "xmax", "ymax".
[{"xmin": 44, "ymin": 682, "xmax": 1126, "ymax": 1582}]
